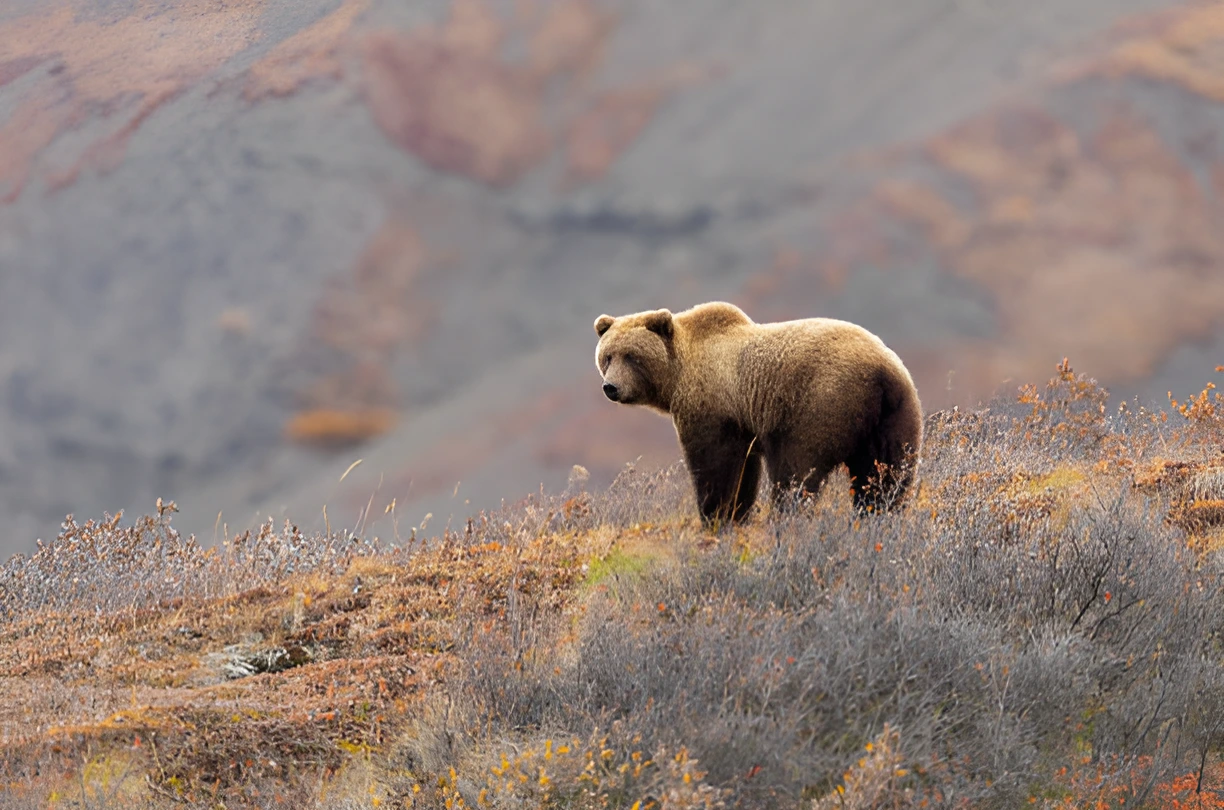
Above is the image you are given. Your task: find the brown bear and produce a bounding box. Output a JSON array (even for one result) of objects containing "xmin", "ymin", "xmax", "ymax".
[{"xmin": 593, "ymin": 301, "xmax": 923, "ymax": 524}]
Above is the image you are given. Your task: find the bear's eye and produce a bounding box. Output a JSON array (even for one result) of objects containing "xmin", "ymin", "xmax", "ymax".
[{"xmin": 622, "ymin": 352, "xmax": 638, "ymax": 366}]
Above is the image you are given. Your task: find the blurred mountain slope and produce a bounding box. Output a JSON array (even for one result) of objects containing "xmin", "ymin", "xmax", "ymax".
[{"xmin": 1, "ymin": 0, "xmax": 1218, "ymax": 555}]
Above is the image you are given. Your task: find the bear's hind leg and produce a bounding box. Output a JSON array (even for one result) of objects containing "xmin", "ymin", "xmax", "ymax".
[
  {"xmin": 678, "ymin": 421, "xmax": 762, "ymax": 527},
  {"xmin": 846, "ymin": 436, "xmax": 918, "ymax": 515},
  {"xmin": 847, "ymin": 378, "xmax": 922, "ymax": 514},
  {"xmin": 847, "ymin": 452, "xmax": 919, "ymax": 514},
  {"xmin": 846, "ymin": 454, "xmax": 888, "ymax": 514},
  {"xmin": 764, "ymin": 437, "xmax": 838, "ymax": 517}
]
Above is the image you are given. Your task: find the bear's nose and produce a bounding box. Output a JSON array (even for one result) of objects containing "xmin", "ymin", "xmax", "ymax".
[{"xmin": 602, "ymin": 382, "xmax": 620, "ymax": 402}]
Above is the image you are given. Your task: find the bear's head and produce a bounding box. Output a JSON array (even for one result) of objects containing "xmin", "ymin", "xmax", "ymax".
[{"xmin": 593, "ymin": 309, "xmax": 676, "ymax": 413}]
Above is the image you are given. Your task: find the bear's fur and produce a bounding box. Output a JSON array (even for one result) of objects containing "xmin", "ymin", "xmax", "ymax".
[{"xmin": 593, "ymin": 301, "xmax": 923, "ymax": 524}]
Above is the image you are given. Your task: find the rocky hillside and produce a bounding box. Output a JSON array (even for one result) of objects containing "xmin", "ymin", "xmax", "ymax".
[{"xmin": 2, "ymin": 0, "xmax": 1221, "ymax": 556}]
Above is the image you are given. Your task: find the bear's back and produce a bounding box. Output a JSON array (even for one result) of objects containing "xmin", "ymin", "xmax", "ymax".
[{"xmin": 730, "ymin": 317, "xmax": 914, "ymax": 433}]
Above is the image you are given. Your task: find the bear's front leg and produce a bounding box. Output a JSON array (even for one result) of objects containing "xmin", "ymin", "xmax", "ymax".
[{"xmin": 676, "ymin": 418, "xmax": 761, "ymax": 526}]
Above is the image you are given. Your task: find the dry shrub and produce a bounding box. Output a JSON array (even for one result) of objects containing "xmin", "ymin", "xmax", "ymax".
[
  {"xmin": 1169, "ymin": 499, "xmax": 1224, "ymax": 535},
  {"xmin": 0, "ymin": 505, "xmax": 383, "ymax": 620},
  {"xmin": 417, "ymin": 487, "xmax": 1224, "ymax": 806},
  {"xmin": 394, "ymin": 723, "xmax": 725, "ymax": 809},
  {"xmin": 811, "ymin": 724, "xmax": 913, "ymax": 810},
  {"xmin": 283, "ymin": 407, "xmax": 399, "ymax": 447}
]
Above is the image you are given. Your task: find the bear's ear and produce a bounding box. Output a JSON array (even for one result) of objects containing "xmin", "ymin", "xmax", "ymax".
[
  {"xmin": 594, "ymin": 315, "xmax": 616, "ymax": 337},
  {"xmin": 643, "ymin": 309, "xmax": 674, "ymax": 340}
]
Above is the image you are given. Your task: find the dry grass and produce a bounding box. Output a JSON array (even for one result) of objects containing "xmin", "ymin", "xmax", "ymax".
[{"xmin": 3, "ymin": 361, "xmax": 1224, "ymax": 809}]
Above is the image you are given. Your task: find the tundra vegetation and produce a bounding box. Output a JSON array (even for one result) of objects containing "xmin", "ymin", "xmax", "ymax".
[{"xmin": 2, "ymin": 361, "xmax": 1224, "ymax": 809}]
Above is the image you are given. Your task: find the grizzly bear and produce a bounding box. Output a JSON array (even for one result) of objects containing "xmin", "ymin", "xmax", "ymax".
[{"xmin": 593, "ymin": 301, "xmax": 923, "ymax": 525}]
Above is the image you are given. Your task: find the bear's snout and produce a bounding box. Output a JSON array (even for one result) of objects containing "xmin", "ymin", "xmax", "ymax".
[{"xmin": 602, "ymin": 382, "xmax": 620, "ymax": 402}]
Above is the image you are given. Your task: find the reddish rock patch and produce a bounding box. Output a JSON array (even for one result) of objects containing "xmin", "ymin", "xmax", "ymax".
[
  {"xmin": 244, "ymin": 0, "xmax": 371, "ymax": 101},
  {"xmin": 565, "ymin": 85, "xmax": 666, "ymax": 185},
  {"xmin": 1070, "ymin": 2, "xmax": 1224, "ymax": 102},
  {"xmin": 525, "ymin": 0, "xmax": 614, "ymax": 81},
  {"xmin": 359, "ymin": 0, "xmax": 707, "ymax": 188},
  {"xmin": 0, "ymin": 0, "xmax": 267, "ymax": 201},
  {"xmin": 360, "ymin": 29, "xmax": 551, "ymax": 188}
]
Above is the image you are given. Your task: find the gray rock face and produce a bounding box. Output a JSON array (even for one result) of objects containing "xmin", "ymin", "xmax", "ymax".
[{"xmin": 0, "ymin": 0, "xmax": 1213, "ymax": 557}]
